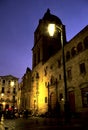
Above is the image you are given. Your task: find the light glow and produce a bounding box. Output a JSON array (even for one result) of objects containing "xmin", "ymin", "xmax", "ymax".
[
  {"xmin": 48, "ymin": 24, "xmax": 55, "ymax": 36},
  {"xmin": 1, "ymin": 93, "xmax": 4, "ymax": 96},
  {"xmin": 10, "ymin": 81, "xmax": 14, "ymax": 87}
]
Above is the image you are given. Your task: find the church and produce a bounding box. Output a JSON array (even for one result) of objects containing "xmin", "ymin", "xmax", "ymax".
[{"xmin": 20, "ymin": 9, "xmax": 88, "ymax": 116}]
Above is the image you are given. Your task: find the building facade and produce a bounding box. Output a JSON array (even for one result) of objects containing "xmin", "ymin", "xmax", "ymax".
[
  {"xmin": 19, "ymin": 67, "xmax": 32, "ymax": 111},
  {"xmin": 0, "ymin": 75, "xmax": 19, "ymax": 111},
  {"xmin": 30, "ymin": 9, "xmax": 88, "ymax": 115}
]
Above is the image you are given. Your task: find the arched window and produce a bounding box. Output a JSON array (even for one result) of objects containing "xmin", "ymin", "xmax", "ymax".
[
  {"xmin": 71, "ymin": 47, "xmax": 76, "ymax": 57},
  {"xmin": 77, "ymin": 42, "xmax": 83, "ymax": 53},
  {"xmin": 66, "ymin": 51, "xmax": 70, "ymax": 61},
  {"xmin": 84, "ymin": 36, "xmax": 88, "ymax": 49},
  {"xmin": 50, "ymin": 75, "xmax": 54, "ymax": 85}
]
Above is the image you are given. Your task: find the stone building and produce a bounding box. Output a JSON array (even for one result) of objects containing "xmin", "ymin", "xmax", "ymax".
[
  {"xmin": 20, "ymin": 67, "xmax": 32, "ymax": 111},
  {"xmin": 30, "ymin": 9, "xmax": 88, "ymax": 115},
  {"xmin": 0, "ymin": 75, "xmax": 19, "ymax": 111}
]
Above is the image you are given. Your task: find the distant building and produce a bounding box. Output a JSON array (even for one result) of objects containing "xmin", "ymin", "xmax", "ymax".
[
  {"xmin": 0, "ymin": 75, "xmax": 19, "ymax": 111},
  {"xmin": 19, "ymin": 67, "xmax": 32, "ymax": 111}
]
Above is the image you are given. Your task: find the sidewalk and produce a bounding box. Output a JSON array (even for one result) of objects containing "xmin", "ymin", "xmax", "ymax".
[{"xmin": 4, "ymin": 119, "xmax": 15, "ymax": 130}]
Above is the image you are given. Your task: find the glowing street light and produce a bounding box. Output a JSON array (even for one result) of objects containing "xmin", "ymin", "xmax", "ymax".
[{"xmin": 48, "ymin": 24, "xmax": 55, "ymax": 37}]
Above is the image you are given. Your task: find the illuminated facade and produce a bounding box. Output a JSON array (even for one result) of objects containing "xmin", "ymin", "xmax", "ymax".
[
  {"xmin": 0, "ymin": 75, "xmax": 19, "ymax": 110},
  {"xmin": 30, "ymin": 9, "xmax": 88, "ymax": 115}
]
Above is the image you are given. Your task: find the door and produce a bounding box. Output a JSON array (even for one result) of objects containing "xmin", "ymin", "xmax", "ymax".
[
  {"xmin": 68, "ymin": 91, "xmax": 75, "ymax": 113},
  {"xmin": 50, "ymin": 92, "xmax": 57, "ymax": 111}
]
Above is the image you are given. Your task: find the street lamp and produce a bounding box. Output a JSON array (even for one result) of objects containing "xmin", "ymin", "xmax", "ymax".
[{"xmin": 48, "ymin": 23, "xmax": 70, "ymax": 121}]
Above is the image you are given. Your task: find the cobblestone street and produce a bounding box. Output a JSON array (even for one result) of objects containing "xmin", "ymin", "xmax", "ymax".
[{"xmin": 2, "ymin": 115, "xmax": 88, "ymax": 130}]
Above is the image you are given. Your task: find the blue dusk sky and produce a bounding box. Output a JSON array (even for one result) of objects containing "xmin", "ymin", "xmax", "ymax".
[{"xmin": 0, "ymin": 0, "xmax": 88, "ymax": 80}]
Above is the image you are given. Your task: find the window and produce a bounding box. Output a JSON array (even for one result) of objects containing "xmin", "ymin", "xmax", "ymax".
[
  {"xmin": 45, "ymin": 97, "xmax": 47, "ymax": 103},
  {"xmin": 13, "ymin": 96, "xmax": 15, "ymax": 102},
  {"xmin": 59, "ymin": 74, "xmax": 61, "ymax": 80},
  {"xmin": 84, "ymin": 36, "xmax": 88, "ymax": 49},
  {"xmin": 60, "ymin": 93, "xmax": 63, "ymax": 101},
  {"xmin": 7, "ymin": 89, "xmax": 10, "ymax": 93},
  {"xmin": 81, "ymin": 87, "xmax": 88, "ymax": 107},
  {"xmin": 31, "ymin": 77, "xmax": 34, "ymax": 82},
  {"xmin": 8, "ymin": 80, "xmax": 10, "ymax": 85},
  {"xmin": 71, "ymin": 47, "xmax": 76, "ymax": 57},
  {"xmin": 66, "ymin": 51, "xmax": 70, "ymax": 61},
  {"xmin": 13, "ymin": 88, "xmax": 16, "ymax": 94},
  {"xmin": 44, "ymin": 66, "xmax": 48, "ymax": 76},
  {"xmin": 45, "ymin": 82, "xmax": 47, "ymax": 87},
  {"xmin": 82, "ymin": 92, "xmax": 88, "ymax": 107},
  {"xmin": 58, "ymin": 59, "xmax": 61, "ymax": 68},
  {"xmin": 2, "ymin": 80, "xmax": 5, "ymax": 85},
  {"xmin": 80, "ymin": 63, "xmax": 86, "ymax": 74},
  {"xmin": 50, "ymin": 75, "xmax": 54, "ymax": 85},
  {"xmin": 44, "ymin": 69, "xmax": 47, "ymax": 76},
  {"xmin": 67, "ymin": 69, "xmax": 72, "ymax": 79},
  {"xmin": 50, "ymin": 65, "xmax": 53, "ymax": 70},
  {"xmin": 77, "ymin": 42, "xmax": 83, "ymax": 53},
  {"xmin": 1, "ymin": 87, "xmax": 4, "ymax": 93}
]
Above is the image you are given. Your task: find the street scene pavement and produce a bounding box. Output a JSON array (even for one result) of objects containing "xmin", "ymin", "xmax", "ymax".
[{"xmin": 2, "ymin": 113, "xmax": 88, "ymax": 130}]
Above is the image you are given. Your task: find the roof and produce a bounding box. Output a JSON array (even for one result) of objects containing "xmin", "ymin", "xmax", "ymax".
[
  {"xmin": 42, "ymin": 9, "xmax": 62, "ymax": 25},
  {"xmin": 0, "ymin": 75, "xmax": 19, "ymax": 80}
]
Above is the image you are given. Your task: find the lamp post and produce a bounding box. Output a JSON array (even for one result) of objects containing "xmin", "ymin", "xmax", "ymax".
[{"xmin": 48, "ymin": 24, "xmax": 70, "ymax": 121}]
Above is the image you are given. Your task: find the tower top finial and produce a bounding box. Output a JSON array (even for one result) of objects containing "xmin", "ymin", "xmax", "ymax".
[{"xmin": 47, "ymin": 8, "xmax": 50, "ymax": 14}]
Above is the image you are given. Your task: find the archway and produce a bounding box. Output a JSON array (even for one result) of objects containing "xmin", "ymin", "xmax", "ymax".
[{"xmin": 50, "ymin": 92, "xmax": 57, "ymax": 112}]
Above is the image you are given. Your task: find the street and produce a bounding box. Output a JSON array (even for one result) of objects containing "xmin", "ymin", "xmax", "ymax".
[{"xmin": 3, "ymin": 116, "xmax": 88, "ymax": 130}]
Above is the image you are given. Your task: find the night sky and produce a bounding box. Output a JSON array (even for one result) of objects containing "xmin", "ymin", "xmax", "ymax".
[{"xmin": 0, "ymin": 0, "xmax": 88, "ymax": 80}]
